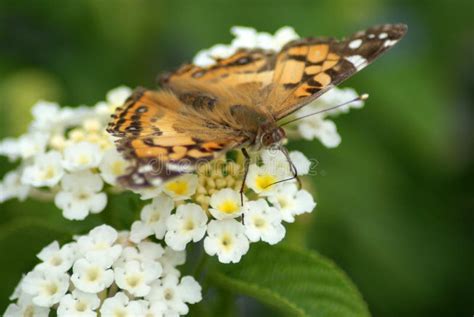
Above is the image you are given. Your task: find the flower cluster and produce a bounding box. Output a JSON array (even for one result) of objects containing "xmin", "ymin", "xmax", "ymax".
[
  {"xmin": 129, "ymin": 148, "xmax": 316, "ymax": 264},
  {"xmin": 4, "ymin": 225, "xmax": 202, "ymax": 317},
  {"xmin": 1, "ymin": 25, "xmax": 366, "ymax": 316},
  {"xmin": 0, "ymin": 87, "xmax": 132, "ymax": 220}
]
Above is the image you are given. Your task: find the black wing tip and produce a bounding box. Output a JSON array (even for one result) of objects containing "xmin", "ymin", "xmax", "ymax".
[{"xmin": 369, "ymin": 23, "xmax": 408, "ymax": 38}]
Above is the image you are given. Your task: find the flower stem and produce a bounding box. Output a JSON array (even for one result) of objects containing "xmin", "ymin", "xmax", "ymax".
[{"xmin": 192, "ymin": 246, "xmax": 209, "ymax": 281}]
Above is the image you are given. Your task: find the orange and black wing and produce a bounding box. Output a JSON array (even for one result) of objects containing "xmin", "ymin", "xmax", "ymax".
[
  {"xmin": 265, "ymin": 23, "xmax": 407, "ymax": 120},
  {"xmin": 107, "ymin": 88, "xmax": 243, "ymax": 187}
]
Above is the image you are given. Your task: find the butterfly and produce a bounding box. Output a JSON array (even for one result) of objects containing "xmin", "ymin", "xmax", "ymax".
[{"xmin": 107, "ymin": 23, "xmax": 407, "ymax": 195}]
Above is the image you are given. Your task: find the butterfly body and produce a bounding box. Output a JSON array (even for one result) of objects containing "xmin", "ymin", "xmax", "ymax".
[{"xmin": 107, "ymin": 24, "xmax": 407, "ymax": 188}]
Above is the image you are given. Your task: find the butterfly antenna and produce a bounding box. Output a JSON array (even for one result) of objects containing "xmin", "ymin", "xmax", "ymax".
[
  {"xmin": 279, "ymin": 93, "xmax": 369, "ymax": 127},
  {"xmin": 263, "ymin": 146, "xmax": 301, "ymax": 189}
]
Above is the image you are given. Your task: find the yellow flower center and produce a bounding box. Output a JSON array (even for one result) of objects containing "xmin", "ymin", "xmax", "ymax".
[
  {"xmin": 220, "ymin": 233, "xmax": 233, "ymax": 250},
  {"xmin": 42, "ymin": 281, "xmax": 58, "ymax": 296},
  {"xmin": 184, "ymin": 219, "xmax": 195, "ymax": 231},
  {"xmin": 111, "ymin": 160, "xmax": 125, "ymax": 176},
  {"xmin": 254, "ymin": 217, "xmax": 266, "ymax": 228},
  {"xmin": 255, "ymin": 174, "xmax": 277, "ymax": 191},
  {"xmin": 166, "ymin": 180, "xmax": 188, "ymax": 196},
  {"xmin": 113, "ymin": 309, "xmax": 127, "ymax": 317},
  {"xmin": 50, "ymin": 255, "xmax": 63, "ymax": 266},
  {"xmin": 42, "ymin": 166, "xmax": 55, "ymax": 180},
  {"xmin": 218, "ymin": 199, "xmax": 239, "ymax": 214},
  {"xmin": 126, "ymin": 274, "xmax": 142, "ymax": 288},
  {"xmin": 77, "ymin": 154, "xmax": 91, "ymax": 165},
  {"xmin": 75, "ymin": 301, "xmax": 87, "ymax": 312},
  {"xmin": 86, "ymin": 267, "xmax": 101, "ymax": 282},
  {"xmin": 278, "ymin": 197, "xmax": 289, "ymax": 209}
]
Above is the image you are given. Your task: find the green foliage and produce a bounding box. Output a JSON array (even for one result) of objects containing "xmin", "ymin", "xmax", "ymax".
[
  {"xmin": 0, "ymin": 218, "xmax": 69, "ymax": 304},
  {"xmin": 208, "ymin": 244, "xmax": 370, "ymax": 317}
]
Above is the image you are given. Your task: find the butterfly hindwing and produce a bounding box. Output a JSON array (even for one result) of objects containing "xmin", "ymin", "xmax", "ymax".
[{"xmin": 160, "ymin": 49, "xmax": 275, "ymax": 91}]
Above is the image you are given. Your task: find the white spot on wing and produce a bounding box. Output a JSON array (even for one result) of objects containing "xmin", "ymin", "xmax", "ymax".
[
  {"xmin": 383, "ymin": 39, "xmax": 397, "ymax": 47},
  {"xmin": 368, "ymin": 34, "xmax": 375, "ymax": 39},
  {"xmin": 345, "ymin": 55, "xmax": 367, "ymax": 70},
  {"xmin": 138, "ymin": 165, "xmax": 153, "ymax": 173},
  {"xmin": 378, "ymin": 32, "xmax": 388, "ymax": 39},
  {"xmin": 348, "ymin": 39, "xmax": 363, "ymax": 49},
  {"xmin": 132, "ymin": 174, "xmax": 145, "ymax": 184},
  {"xmin": 167, "ymin": 162, "xmax": 195, "ymax": 173}
]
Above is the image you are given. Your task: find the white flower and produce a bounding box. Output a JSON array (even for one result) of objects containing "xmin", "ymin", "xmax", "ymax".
[
  {"xmin": 160, "ymin": 247, "xmax": 186, "ymax": 277},
  {"xmin": 55, "ymin": 170, "xmax": 107, "ymax": 220},
  {"xmin": 100, "ymin": 292, "xmax": 144, "ymax": 317},
  {"xmin": 58, "ymin": 106, "xmax": 96, "ymax": 129},
  {"xmin": 289, "ymin": 151, "xmax": 312, "ymax": 175},
  {"xmin": 30, "ymin": 100, "xmax": 61, "ymax": 131},
  {"xmin": 4, "ymin": 293, "xmax": 49, "ymax": 317},
  {"xmin": 245, "ymin": 164, "xmax": 287, "ymax": 195},
  {"xmin": 21, "ymin": 151, "xmax": 64, "ymax": 187},
  {"xmin": 19, "ymin": 133, "xmax": 50, "ymax": 160},
  {"xmin": 204, "ymin": 219, "xmax": 249, "ymax": 263},
  {"xmin": 244, "ymin": 199, "xmax": 285, "ymax": 244},
  {"xmin": 21, "ymin": 270, "xmax": 69, "ymax": 307},
  {"xmin": 293, "ymin": 87, "xmax": 364, "ymax": 148},
  {"xmin": 71, "ymin": 258, "xmax": 114, "ymax": 293},
  {"xmin": 267, "ymin": 183, "xmax": 316, "ymax": 222},
  {"xmin": 115, "ymin": 260, "xmax": 162, "ymax": 297},
  {"xmin": 165, "ymin": 203, "xmax": 208, "ymax": 251},
  {"xmin": 99, "ymin": 147, "xmax": 130, "ymax": 185},
  {"xmin": 298, "ymin": 116, "xmax": 341, "ymax": 148},
  {"xmin": 117, "ymin": 241, "xmax": 165, "ymax": 269},
  {"xmin": 57, "ymin": 290, "xmax": 100, "ymax": 317},
  {"xmin": 106, "ymin": 86, "xmax": 132, "ymax": 109},
  {"xmin": 146, "ymin": 274, "xmax": 202, "ymax": 316},
  {"xmin": 230, "ymin": 26, "xmax": 268, "ymax": 50},
  {"xmin": 315, "ymin": 87, "xmax": 364, "ymax": 115},
  {"xmin": 193, "ymin": 26, "xmax": 299, "ymax": 68},
  {"xmin": 62, "ymin": 141, "xmax": 103, "ymax": 171},
  {"xmin": 138, "ymin": 300, "xmax": 167, "ymax": 317},
  {"xmin": 0, "ymin": 170, "xmax": 30, "ymax": 203},
  {"xmin": 76, "ymin": 224, "xmax": 122, "ymax": 268},
  {"xmin": 132, "ymin": 186, "xmax": 163, "ymax": 200},
  {"xmin": 208, "ymin": 188, "xmax": 243, "ymax": 220},
  {"xmin": 179, "ymin": 276, "xmax": 202, "ymax": 304},
  {"xmin": 273, "ymin": 26, "xmax": 299, "ymax": 49},
  {"xmin": 207, "ymin": 44, "xmax": 236, "ymax": 59},
  {"xmin": 0, "ymin": 137, "xmax": 21, "ymax": 161},
  {"xmin": 260, "ymin": 149, "xmax": 293, "ymax": 178},
  {"xmin": 163, "ymin": 174, "xmax": 198, "ymax": 200},
  {"xmin": 130, "ymin": 194, "xmax": 174, "ymax": 243},
  {"xmin": 193, "ymin": 50, "xmax": 218, "ymax": 68},
  {"xmin": 35, "ymin": 241, "xmax": 76, "ymax": 273},
  {"xmin": 0, "ymin": 132, "xmax": 50, "ymax": 161}
]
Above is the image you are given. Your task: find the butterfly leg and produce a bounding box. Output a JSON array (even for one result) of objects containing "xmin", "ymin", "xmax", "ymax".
[
  {"xmin": 240, "ymin": 148, "xmax": 251, "ymax": 206},
  {"xmin": 288, "ymin": 156, "xmax": 302, "ymax": 189}
]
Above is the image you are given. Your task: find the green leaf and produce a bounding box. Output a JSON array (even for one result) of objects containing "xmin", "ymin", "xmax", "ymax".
[
  {"xmin": 208, "ymin": 244, "xmax": 370, "ymax": 317},
  {"xmin": 0, "ymin": 218, "xmax": 69, "ymax": 311}
]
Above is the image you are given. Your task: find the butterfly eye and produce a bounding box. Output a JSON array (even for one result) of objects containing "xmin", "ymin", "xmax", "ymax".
[{"xmin": 261, "ymin": 133, "xmax": 273, "ymax": 146}]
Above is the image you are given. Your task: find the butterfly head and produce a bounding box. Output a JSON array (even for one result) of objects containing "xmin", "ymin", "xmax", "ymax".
[{"xmin": 259, "ymin": 125, "xmax": 286, "ymax": 148}]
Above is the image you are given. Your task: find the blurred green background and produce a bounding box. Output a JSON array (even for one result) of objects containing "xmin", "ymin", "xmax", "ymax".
[{"xmin": 1, "ymin": 0, "xmax": 473, "ymax": 316}]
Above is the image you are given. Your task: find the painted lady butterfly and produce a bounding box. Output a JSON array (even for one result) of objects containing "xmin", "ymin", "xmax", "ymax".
[{"xmin": 107, "ymin": 23, "xmax": 407, "ymax": 193}]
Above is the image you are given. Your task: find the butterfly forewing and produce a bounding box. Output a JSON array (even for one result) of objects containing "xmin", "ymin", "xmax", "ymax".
[
  {"xmin": 266, "ymin": 23, "xmax": 407, "ymax": 119},
  {"xmin": 107, "ymin": 88, "xmax": 243, "ymax": 187}
]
